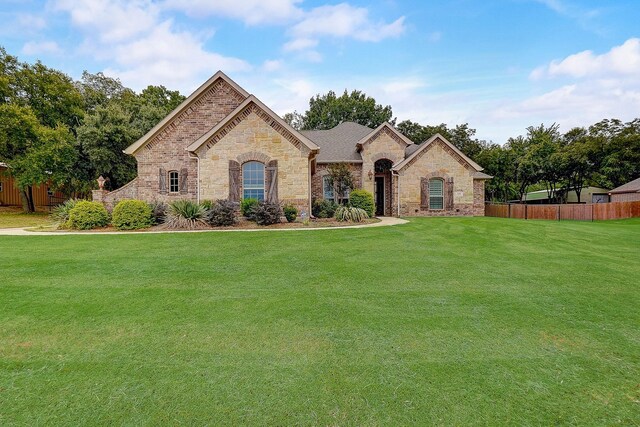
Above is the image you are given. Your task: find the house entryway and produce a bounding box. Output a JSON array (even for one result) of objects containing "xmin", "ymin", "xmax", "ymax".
[
  {"xmin": 374, "ymin": 159, "xmax": 393, "ymax": 216},
  {"xmin": 375, "ymin": 176, "xmax": 385, "ymax": 216}
]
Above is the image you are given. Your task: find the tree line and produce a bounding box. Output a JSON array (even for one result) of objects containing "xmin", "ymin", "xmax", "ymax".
[
  {"xmin": 1, "ymin": 48, "xmax": 638, "ymax": 212},
  {"xmin": 0, "ymin": 48, "xmax": 184, "ymax": 211},
  {"xmin": 285, "ymin": 90, "xmax": 640, "ymax": 203}
]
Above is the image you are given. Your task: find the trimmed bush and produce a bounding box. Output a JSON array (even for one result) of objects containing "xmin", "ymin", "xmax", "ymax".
[
  {"xmin": 335, "ymin": 205, "xmax": 369, "ymax": 222},
  {"xmin": 51, "ymin": 198, "xmax": 80, "ymax": 227},
  {"xmin": 165, "ymin": 199, "xmax": 208, "ymax": 229},
  {"xmin": 283, "ymin": 204, "xmax": 297, "ymax": 223},
  {"xmin": 148, "ymin": 201, "xmax": 167, "ymax": 225},
  {"xmin": 312, "ymin": 199, "xmax": 338, "ymax": 218},
  {"xmin": 206, "ymin": 199, "xmax": 238, "ymax": 227},
  {"xmin": 349, "ymin": 189, "xmax": 375, "ymax": 217},
  {"xmin": 253, "ymin": 201, "xmax": 282, "ymax": 226},
  {"xmin": 111, "ymin": 199, "xmax": 153, "ymax": 230},
  {"xmin": 67, "ymin": 201, "xmax": 110, "ymax": 230},
  {"xmin": 240, "ymin": 198, "xmax": 259, "ymax": 219}
]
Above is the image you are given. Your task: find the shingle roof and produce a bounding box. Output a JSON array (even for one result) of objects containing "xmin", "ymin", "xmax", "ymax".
[
  {"xmin": 300, "ymin": 122, "xmax": 373, "ymax": 163},
  {"xmin": 609, "ymin": 177, "xmax": 640, "ymax": 194}
]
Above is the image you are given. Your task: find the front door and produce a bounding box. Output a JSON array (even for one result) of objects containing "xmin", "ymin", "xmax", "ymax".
[{"xmin": 375, "ymin": 176, "xmax": 385, "ymax": 216}]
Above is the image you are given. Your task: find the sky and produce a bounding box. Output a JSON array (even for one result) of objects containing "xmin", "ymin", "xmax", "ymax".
[{"xmin": 1, "ymin": 0, "xmax": 639, "ymax": 144}]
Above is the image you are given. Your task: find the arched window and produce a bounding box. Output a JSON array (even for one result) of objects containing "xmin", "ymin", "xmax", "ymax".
[
  {"xmin": 168, "ymin": 170, "xmax": 179, "ymax": 193},
  {"xmin": 243, "ymin": 161, "xmax": 265, "ymax": 200},
  {"xmin": 429, "ymin": 178, "xmax": 444, "ymax": 210}
]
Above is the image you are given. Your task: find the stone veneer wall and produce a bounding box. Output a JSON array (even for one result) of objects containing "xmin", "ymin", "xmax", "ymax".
[
  {"xmin": 311, "ymin": 163, "xmax": 363, "ymax": 201},
  {"xmin": 359, "ymin": 128, "xmax": 407, "ymax": 194},
  {"xmin": 196, "ymin": 109, "xmax": 312, "ymax": 214},
  {"xmin": 397, "ymin": 138, "xmax": 485, "ymax": 217},
  {"xmin": 109, "ymin": 79, "xmax": 246, "ymax": 206}
]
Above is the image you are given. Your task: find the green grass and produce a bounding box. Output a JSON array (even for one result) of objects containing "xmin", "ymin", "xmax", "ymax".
[
  {"xmin": 0, "ymin": 210, "xmax": 52, "ymax": 228},
  {"xmin": 1, "ymin": 217, "xmax": 639, "ymax": 425}
]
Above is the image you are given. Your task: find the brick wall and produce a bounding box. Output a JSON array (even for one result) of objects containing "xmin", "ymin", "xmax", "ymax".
[{"xmin": 123, "ymin": 78, "xmax": 246, "ymax": 204}]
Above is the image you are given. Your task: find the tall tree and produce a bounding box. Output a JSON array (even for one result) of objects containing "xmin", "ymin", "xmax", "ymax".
[
  {"xmin": 300, "ymin": 90, "xmax": 394, "ymax": 130},
  {"xmin": 0, "ymin": 104, "xmax": 76, "ymax": 211},
  {"xmin": 396, "ymin": 120, "xmax": 484, "ymax": 160}
]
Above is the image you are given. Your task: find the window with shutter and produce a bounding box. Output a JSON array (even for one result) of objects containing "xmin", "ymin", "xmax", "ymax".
[
  {"xmin": 265, "ymin": 160, "xmax": 278, "ymax": 203},
  {"xmin": 159, "ymin": 168, "xmax": 167, "ymax": 194},
  {"xmin": 429, "ymin": 178, "xmax": 444, "ymax": 210},
  {"xmin": 169, "ymin": 171, "xmax": 179, "ymax": 193},
  {"xmin": 242, "ymin": 161, "xmax": 265, "ymax": 201}
]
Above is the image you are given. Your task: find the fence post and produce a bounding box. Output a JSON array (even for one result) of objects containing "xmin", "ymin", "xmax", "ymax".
[
  {"xmin": 557, "ymin": 205, "xmax": 560, "ymax": 221},
  {"xmin": 525, "ymin": 204, "xmax": 528, "ymax": 220},
  {"xmin": 591, "ymin": 203, "xmax": 594, "ymax": 222},
  {"xmin": 508, "ymin": 203, "xmax": 511, "ymax": 219}
]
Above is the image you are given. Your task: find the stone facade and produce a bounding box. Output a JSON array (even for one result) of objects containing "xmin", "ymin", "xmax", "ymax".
[
  {"xmin": 103, "ymin": 78, "xmax": 246, "ymax": 207},
  {"xmin": 103, "ymin": 72, "xmax": 490, "ymax": 218},
  {"xmin": 397, "ymin": 138, "xmax": 485, "ymax": 217},
  {"xmin": 196, "ymin": 108, "xmax": 313, "ymax": 214}
]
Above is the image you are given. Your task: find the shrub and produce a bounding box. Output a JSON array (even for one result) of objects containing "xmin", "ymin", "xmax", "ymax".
[
  {"xmin": 253, "ymin": 201, "xmax": 282, "ymax": 226},
  {"xmin": 148, "ymin": 201, "xmax": 167, "ymax": 225},
  {"xmin": 111, "ymin": 199, "xmax": 153, "ymax": 230},
  {"xmin": 283, "ymin": 204, "xmax": 297, "ymax": 223},
  {"xmin": 240, "ymin": 198, "xmax": 259, "ymax": 219},
  {"xmin": 165, "ymin": 199, "xmax": 208, "ymax": 229},
  {"xmin": 67, "ymin": 200, "xmax": 110, "ymax": 230},
  {"xmin": 206, "ymin": 199, "xmax": 238, "ymax": 227},
  {"xmin": 312, "ymin": 199, "xmax": 338, "ymax": 218},
  {"xmin": 349, "ymin": 189, "xmax": 375, "ymax": 217},
  {"xmin": 335, "ymin": 205, "xmax": 369, "ymax": 222},
  {"xmin": 51, "ymin": 198, "xmax": 80, "ymax": 227}
]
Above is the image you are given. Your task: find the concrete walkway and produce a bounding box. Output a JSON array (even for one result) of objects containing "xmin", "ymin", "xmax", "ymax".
[{"xmin": 0, "ymin": 216, "xmax": 408, "ymax": 236}]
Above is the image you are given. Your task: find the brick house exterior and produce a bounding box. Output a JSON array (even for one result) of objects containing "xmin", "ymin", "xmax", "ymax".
[{"xmin": 96, "ymin": 71, "xmax": 491, "ymax": 217}]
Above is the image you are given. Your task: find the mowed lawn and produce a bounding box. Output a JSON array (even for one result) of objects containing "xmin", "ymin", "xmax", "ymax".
[{"xmin": 1, "ymin": 218, "xmax": 639, "ymax": 425}]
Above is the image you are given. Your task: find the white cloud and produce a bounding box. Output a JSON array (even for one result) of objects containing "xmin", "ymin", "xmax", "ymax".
[
  {"xmin": 51, "ymin": 0, "xmax": 250, "ymax": 93},
  {"xmin": 283, "ymin": 38, "xmax": 318, "ymax": 52},
  {"xmin": 22, "ymin": 41, "xmax": 61, "ymax": 55},
  {"xmin": 291, "ymin": 3, "xmax": 405, "ymax": 42},
  {"xmin": 531, "ymin": 38, "xmax": 640, "ymax": 79},
  {"xmin": 262, "ymin": 59, "xmax": 283, "ymax": 72},
  {"xmin": 162, "ymin": 0, "xmax": 303, "ymax": 25}
]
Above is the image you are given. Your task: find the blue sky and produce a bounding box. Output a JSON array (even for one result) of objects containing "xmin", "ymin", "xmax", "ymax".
[{"xmin": 1, "ymin": 0, "xmax": 639, "ymax": 144}]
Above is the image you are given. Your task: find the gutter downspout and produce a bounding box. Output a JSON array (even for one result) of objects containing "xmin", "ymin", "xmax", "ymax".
[{"xmin": 187, "ymin": 151, "xmax": 200, "ymax": 204}]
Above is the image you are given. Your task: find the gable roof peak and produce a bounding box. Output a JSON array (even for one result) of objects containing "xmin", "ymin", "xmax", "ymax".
[
  {"xmin": 392, "ymin": 133, "xmax": 484, "ymax": 172},
  {"xmin": 124, "ymin": 70, "xmax": 249, "ymax": 155}
]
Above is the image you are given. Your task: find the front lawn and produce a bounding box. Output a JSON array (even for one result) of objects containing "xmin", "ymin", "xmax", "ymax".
[{"xmin": 1, "ymin": 218, "xmax": 639, "ymax": 425}]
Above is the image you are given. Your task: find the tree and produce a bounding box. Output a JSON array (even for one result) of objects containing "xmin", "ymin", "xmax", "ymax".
[
  {"xmin": 0, "ymin": 104, "xmax": 76, "ymax": 212},
  {"xmin": 283, "ymin": 111, "xmax": 304, "ymax": 130},
  {"xmin": 326, "ymin": 163, "xmax": 355, "ymax": 203},
  {"xmin": 299, "ymin": 90, "xmax": 394, "ymax": 130},
  {"xmin": 76, "ymin": 103, "xmax": 138, "ymax": 190},
  {"xmin": 77, "ymin": 71, "xmax": 130, "ymax": 112},
  {"xmin": 396, "ymin": 120, "xmax": 484, "ymax": 160}
]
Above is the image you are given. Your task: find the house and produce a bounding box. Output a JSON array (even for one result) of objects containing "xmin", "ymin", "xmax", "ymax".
[
  {"xmin": 0, "ymin": 162, "xmax": 65, "ymax": 209},
  {"xmin": 609, "ymin": 177, "xmax": 640, "ymax": 202},
  {"xmin": 521, "ymin": 186, "xmax": 610, "ymax": 204},
  {"xmin": 95, "ymin": 71, "xmax": 491, "ymax": 217}
]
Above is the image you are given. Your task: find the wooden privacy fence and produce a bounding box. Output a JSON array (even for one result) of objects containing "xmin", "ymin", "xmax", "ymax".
[{"xmin": 485, "ymin": 201, "xmax": 640, "ymax": 221}]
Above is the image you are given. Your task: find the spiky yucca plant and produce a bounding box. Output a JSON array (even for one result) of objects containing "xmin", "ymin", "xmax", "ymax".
[
  {"xmin": 165, "ymin": 200, "xmax": 208, "ymax": 229},
  {"xmin": 51, "ymin": 198, "xmax": 80, "ymax": 228},
  {"xmin": 334, "ymin": 205, "xmax": 369, "ymax": 222}
]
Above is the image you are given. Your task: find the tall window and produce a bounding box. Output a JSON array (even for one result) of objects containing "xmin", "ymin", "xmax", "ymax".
[
  {"xmin": 169, "ymin": 171, "xmax": 179, "ymax": 193},
  {"xmin": 243, "ymin": 161, "xmax": 265, "ymax": 200},
  {"xmin": 429, "ymin": 178, "xmax": 444, "ymax": 209},
  {"xmin": 322, "ymin": 175, "xmax": 334, "ymax": 200}
]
